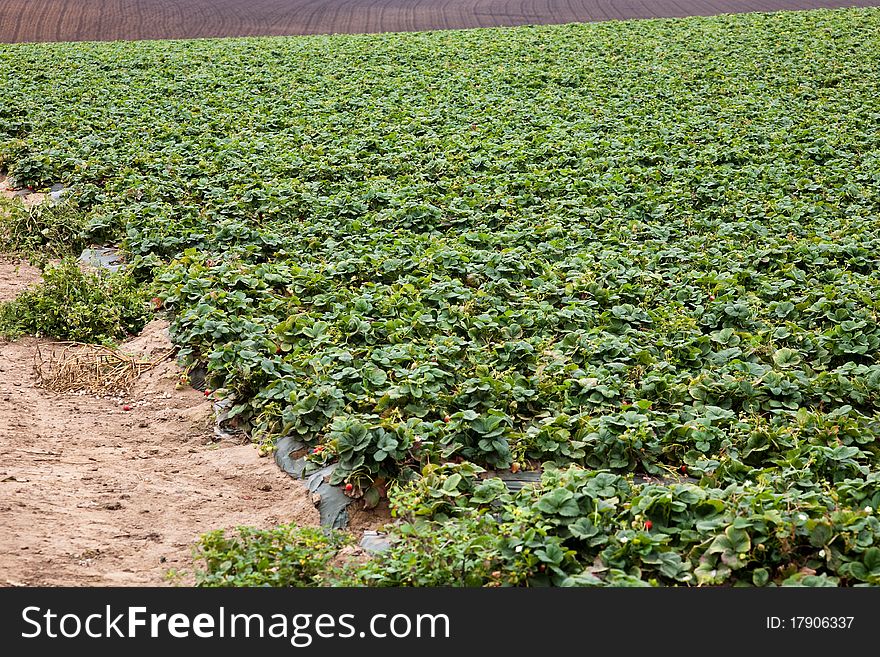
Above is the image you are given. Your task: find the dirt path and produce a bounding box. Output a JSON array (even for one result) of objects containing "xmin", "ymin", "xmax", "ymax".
[
  {"xmin": 0, "ymin": 256, "xmax": 42, "ymax": 302},
  {"xmin": 0, "ymin": 260, "xmax": 320, "ymax": 586}
]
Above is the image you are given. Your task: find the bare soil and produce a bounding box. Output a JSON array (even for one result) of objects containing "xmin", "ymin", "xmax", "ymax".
[
  {"xmin": 0, "ymin": 264, "xmax": 323, "ymax": 585},
  {"xmin": 1, "ymin": 0, "xmax": 879, "ymax": 44},
  {"xmin": 0, "ymin": 257, "xmax": 41, "ymax": 303},
  {"xmin": 1, "ymin": 174, "xmax": 46, "ymax": 207}
]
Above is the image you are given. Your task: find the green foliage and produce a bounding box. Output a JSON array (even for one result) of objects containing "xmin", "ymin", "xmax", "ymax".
[
  {"xmin": 192, "ymin": 462, "xmax": 880, "ymax": 587},
  {"xmin": 0, "ymin": 258, "xmax": 151, "ymax": 343},
  {"xmin": 3, "ymin": 8, "xmax": 880, "ymax": 584},
  {"xmin": 340, "ymin": 516, "xmax": 503, "ymax": 587},
  {"xmin": 388, "ymin": 461, "xmax": 494, "ymax": 520},
  {"xmin": 322, "ymin": 414, "xmax": 415, "ymax": 484},
  {"xmin": 0, "ymin": 198, "xmax": 86, "ymax": 257},
  {"xmin": 193, "ymin": 525, "xmax": 350, "ymax": 587},
  {"xmin": 378, "ymin": 464, "xmax": 880, "ymax": 587}
]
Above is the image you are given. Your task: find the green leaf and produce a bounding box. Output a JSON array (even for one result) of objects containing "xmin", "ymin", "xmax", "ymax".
[
  {"xmin": 772, "ymin": 348, "xmax": 802, "ymax": 368},
  {"xmin": 365, "ymin": 367, "xmax": 387, "ymax": 387},
  {"xmin": 536, "ymin": 488, "xmax": 580, "ymax": 517},
  {"xmin": 471, "ymin": 479, "xmax": 506, "ymax": 504},
  {"xmin": 442, "ymin": 473, "xmax": 462, "ymax": 493},
  {"xmin": 864, "ymin": 547, "xmax": 880, "ymax": 575},
  {"xmin": 535, "ymin": 543, "xmax": 565, "ymax": 565},
  {"xmin": 569, "ymin": 518, "xmax": 600, "ymax": 539},
  {"xmin": 752, "ymin": 568, "xmax": 769, "ymax": 586},
  {"xmin": 808, "ymin": 522, "xmax": 832, "ymax": 548},
  {"xmin": 363, "ymin": 486, "xmax": 381, "ymax": 510}
]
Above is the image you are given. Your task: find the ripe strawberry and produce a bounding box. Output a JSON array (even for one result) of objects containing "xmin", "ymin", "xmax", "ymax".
[
  {"xmin": 344, "ymin": 483, "xmax": 353, "ymax": 493},
  {"xmin": 204, "ymin": 389, "xmax": 212, "ymax": 396},
  {"xmin": 122, "ymin": 405, "xmax": 132, "ymax": 411},
  {"xmin": 680, "ymin": 464, "xmax": 687, "ymax": 473},
  {"xmin": 645, "ymin": 520, "xmax": 653, "ymax": 530},
  {"xmin": 709, "ymin": 294, "xmax": 716, "ymax": 301},
  {"xmin": 443, "ymin": 415, "xmax": 451, "ymax": 423}
]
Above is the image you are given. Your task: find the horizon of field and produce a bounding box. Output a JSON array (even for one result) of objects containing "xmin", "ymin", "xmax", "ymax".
[{"xmin": 1, "ymin": 0, "xmax": 880, "ymax": 43}]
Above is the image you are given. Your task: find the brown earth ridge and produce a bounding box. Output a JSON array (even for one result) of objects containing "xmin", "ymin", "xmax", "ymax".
[{"xmin": 1, "ymin": 0, "xmax": 879, "ymax": 43}]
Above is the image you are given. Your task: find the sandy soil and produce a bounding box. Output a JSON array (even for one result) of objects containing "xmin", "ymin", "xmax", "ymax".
[
  {"xmin": 0, "ymin": 257, "xmax": 42, "ymax": 302},
  {"xmin": 1, "ymin": 174, "xmax": 46, "ymax": 208},
  {"xmin": 0, "ymin": 263, "xmax": 322, "ymax": 585}
]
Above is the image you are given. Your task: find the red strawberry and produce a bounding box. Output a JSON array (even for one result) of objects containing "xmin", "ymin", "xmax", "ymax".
[
  {"xmin": 344, "ymin": 483, "xmax": 353, "ymax": 493},
  {"xmin": 443, "ymin": 415, "xmax": 451, "ymax": 423},
  {"xmin": 709, "ymin": 294, "xmax": 716, "ymax": 301},
  {"xmin": 122, "ymin": 405, "xmax": 132, "ymax": 411},
  {"xmin": 645, "ymin": 520, "xmax": 653, "ymax": 530},
  {"xmin": 204, "ymin": 389, "xmax": 212, "ymax": 396}
]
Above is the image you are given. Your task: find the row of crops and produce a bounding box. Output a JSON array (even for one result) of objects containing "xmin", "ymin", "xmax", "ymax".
[{"xmin": 1, "ymin": 8, "xmax": 879, "ymax": 585}]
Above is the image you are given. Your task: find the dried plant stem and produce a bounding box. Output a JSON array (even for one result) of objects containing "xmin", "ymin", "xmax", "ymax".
[{"xmin": 33, "ymin": 342, "xmax": 173, "ymax": 395}]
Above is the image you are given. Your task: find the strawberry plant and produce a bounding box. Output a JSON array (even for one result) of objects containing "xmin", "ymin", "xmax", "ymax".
[
  {"xmin": 3, "ymin": 7, "xmax": 880, "ymax": 585},
  {"xmin": 194, "ymin": 525, "xmax": 350, "ymax": 587}
]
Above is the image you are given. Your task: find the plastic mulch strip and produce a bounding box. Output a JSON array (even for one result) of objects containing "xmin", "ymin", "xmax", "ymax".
[
  {"xmin": 274, "ymin": 435, "xmax": 352, "ymax": 530},
  {"xmin": 78, "ymin": 247, "xmax": 124, "ymax": 272},
  {"xmin": 359, "ymin": 530, "xmax": 393, "ymax": 554}
]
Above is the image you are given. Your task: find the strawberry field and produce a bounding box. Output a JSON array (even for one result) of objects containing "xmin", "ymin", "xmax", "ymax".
[{"xmin": 2, "ymin": 8, "xmax": 880, "ymax": 586}]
